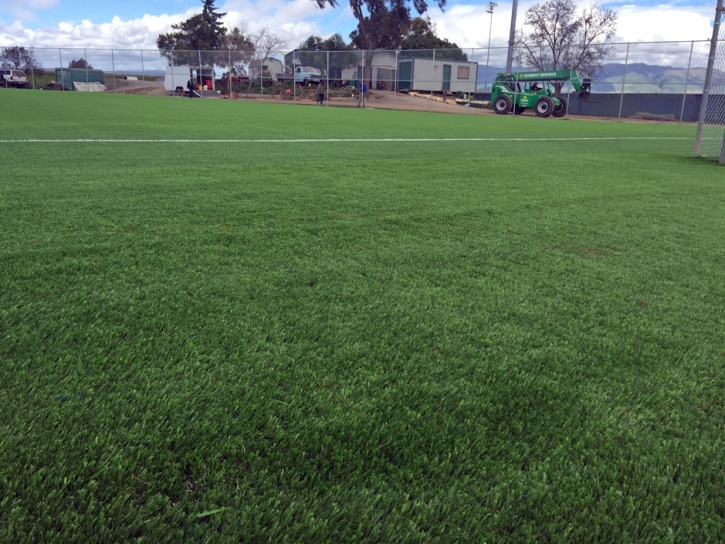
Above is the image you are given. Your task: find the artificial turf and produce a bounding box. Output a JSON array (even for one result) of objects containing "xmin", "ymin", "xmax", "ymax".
[{"xmin": 1, "ymin": 89, "xmax": 724, "ymax": 541}]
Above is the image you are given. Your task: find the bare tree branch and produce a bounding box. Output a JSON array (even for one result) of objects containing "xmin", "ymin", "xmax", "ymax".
[{"xmin": 515, "ymin": 0, "xmax": 617, "ymax": 86}]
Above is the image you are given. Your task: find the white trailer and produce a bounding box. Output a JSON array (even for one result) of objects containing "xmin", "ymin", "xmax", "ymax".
[
  {"xmin": 164, "ymin": 65, "xmax": 216, "ymax": 95},
  {"xmin": 397, "ymin": 58, "xmax": 478, "ymax": 94}
]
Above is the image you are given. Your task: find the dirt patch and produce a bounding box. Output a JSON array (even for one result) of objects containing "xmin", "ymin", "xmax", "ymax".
[
  {"xmin": 104, "ymin": 79, "xmax": 168, "ymax": 96},
  {"xmin": 100, "ymin": 84, "xmax": 696, "ymax": 125},
  {"xmin": 224, "ymin": 90, "xmax": 492, "ymax": 115}
]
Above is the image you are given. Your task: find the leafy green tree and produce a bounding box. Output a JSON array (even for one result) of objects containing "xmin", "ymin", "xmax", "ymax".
[
  {"xmin": 157, "ymin": 0, "xmax": 227, "ymax": 65},
  {"xmin": 399, "ymin": 17, "xmax": 467, "ymax": 60},
  {"xmin": 296, "ymin": 34, "xmax": 358, "ymax": 78},
  {"xmin": 346, "ymin": 1, "xmax": 411, "ymax": 51},
  {"xmin": 0, "ymin": 46, "xmax": 42, "ymax": 72},
  {"xmin": 68, "ymin": 58, "xmax": 93, "ymax": 70},
  {"xmin": 223, "ymin": 25, "xmax": 255, "ymax": 78}
]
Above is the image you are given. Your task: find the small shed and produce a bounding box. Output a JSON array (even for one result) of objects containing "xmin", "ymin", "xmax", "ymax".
[
  {"xmin": 397, "ymin": 58, "xmax": 478, "ymax": 93},
  {"xmin": 55, "ymin": 68, "xmax": 105, "ymax": 91}
]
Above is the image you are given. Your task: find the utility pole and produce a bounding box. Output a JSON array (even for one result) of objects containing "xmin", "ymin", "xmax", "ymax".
[
  {"xmin": 505, "ymin": 0, "xmax": 518, "ymax": 72},
  {"xmin": 485, "ymin": 2, "xmax": 497, "ymax": 92}
]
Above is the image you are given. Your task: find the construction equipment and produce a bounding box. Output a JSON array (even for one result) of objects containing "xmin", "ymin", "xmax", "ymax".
[{"xmin": 490, "ymin": 69, "xmax": 591, "ymax": 118}]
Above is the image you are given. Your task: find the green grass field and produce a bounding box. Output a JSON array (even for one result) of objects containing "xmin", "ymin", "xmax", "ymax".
[{"xmin": 1, "ymin": 89, "xmax": 724, "ymax": 541}]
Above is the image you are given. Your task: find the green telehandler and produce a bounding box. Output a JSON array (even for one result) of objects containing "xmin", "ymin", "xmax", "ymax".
[{"xmin": 490, "ymin": 69, "xmax": 591, "ymax": 118}]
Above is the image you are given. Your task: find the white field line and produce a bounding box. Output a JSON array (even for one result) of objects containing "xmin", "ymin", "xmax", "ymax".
[{"xmin": 0, "ymin": 137, "xmax": 691, "ymax": 143}]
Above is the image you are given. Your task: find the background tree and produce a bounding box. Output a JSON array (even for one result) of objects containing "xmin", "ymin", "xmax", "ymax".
[
  {"xmin": 157, "ymin": 0, "xmax": 227, "ymax": 65},
  {"xmin": 296, "ymin": 33, "xmax": 357, "ymax": 78},
  {"xmin": 246, "ymin": 27, "xmax": 288, "ymax": 84},
  {"xmin": 399, "ymin": 17, "xmax": 467, "ymax": 60},
  {"xmin": 313, "ymin": 0, "xmax": 447, "ymax": 89},
  {"xmin": 0, "ymin": 46, "xmax": 42, "ymax": 72},
  {"xmin": 223, "ymin": 24, "xmax": 255, "ymax": 79},
  {"xmin": 515, "ymin": 0, "xmax": 617, "ymax": 91},
  {"xmin": 347, "ymin": 1, "xmax": 411, "ymax": 52},
  {"xmin": 68, "ymin": 58, "xmax": 93, "ymax": 70}
]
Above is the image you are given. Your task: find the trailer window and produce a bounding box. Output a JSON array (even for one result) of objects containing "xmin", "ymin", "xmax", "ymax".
[
  {"xmin": 12, "ymin": 71, "xmax": 25, "ymax": 77},
  {"xmin": 457, "ymin": 66, "xmax": 469, "ymax": 79}
]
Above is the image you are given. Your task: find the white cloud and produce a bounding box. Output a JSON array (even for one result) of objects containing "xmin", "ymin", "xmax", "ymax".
[
  {"xmin": 0, "ymin": 11, "xmax": 197, "ymax": 49},
  {"xmin": 222, "ymin": 0, "xmax": 325, "ymax": 47},
  {"xmin": 1, "ymin": 0, "xmax": 60, "ymax": 21},
  {"xmin": 427, "ymin": 1, "xmax": 714, "ymax": 67}
]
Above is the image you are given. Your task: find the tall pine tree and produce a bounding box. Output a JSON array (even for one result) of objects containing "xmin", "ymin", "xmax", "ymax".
[{"xmin": 157, "ymin": 0, "xmax": 227, "ymax": 64}]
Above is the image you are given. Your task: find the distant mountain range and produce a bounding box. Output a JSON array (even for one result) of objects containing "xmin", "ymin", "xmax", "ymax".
[{"xmin": 476, "ymin": 63, "xmax": 710, "ymax": 93}]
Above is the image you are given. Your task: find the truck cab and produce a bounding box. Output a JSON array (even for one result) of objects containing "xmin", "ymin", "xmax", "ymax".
[{"xmin": 294, "ymin": 66, "xmax": 321, "ymax": 85}]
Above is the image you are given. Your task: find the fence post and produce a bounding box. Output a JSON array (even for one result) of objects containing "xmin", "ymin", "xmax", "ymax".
[
  {"xmin": 30, "ymin": 55, "xmax": 35, "ymax": 89},
  {"xmin": 327, "ymin": 50, "xmax": 330, "ymax": 107},
  {"xmin": 565, "ymin": 54, "xmax": 574, "ymax": 118},
  {"xmin": 617, "ymin": 43, "xmax": 630, "ymax": 121},
  {"xmin": 260, "ymin": 57, "xmax": 263, "ymax": 98},
  {"xmin": 679, "ymin": 41, "xmax": 694, "ymax": 123},
  {"xmin": 228, "ymin": 50, "xmax": 232, "ymax": 99},
  {"xmin": 293, "ymin": 51, "xmax": 297, "ymax": 105},
  {"xmin": 84, "ymin": 48, "xmax": 89, "ymax": 84},
  {"xmin": 512, "ymin": 65, "xmax": 519, "ymax": 117},
  {"xmin": 198, "ymin": 50, "xmax": 202, "ymax": 96},
  {"xmin": 58, "ymin": 49, "xmax": 63, "ymax": 90},
  {"xmin": 361, "ymin": 50, "xmax": 365, "ymax": 108},
  {"xmin": 467, "ymin": 47, "xmax": 473, "ymax": 114},
  {"xmin": 111, "ymin": 49, "xmax": 116, "ymax": 91},
  {"xmin": 141, "ymin": 50, "xmax": 146, "ymax": 95},
  {"xmin": 394, "ymin": 50, "xmax": 398, "ymax": 111},
  {"xmin": 719, "ymin": 130, "xmax": 725, "ymax": 164},
  {"xmin": 695, "ymin": 0, "xmax": 724, "ymax": 156},
  {"xmin": 429, "ymin": 48, "xmax": 435, "ymax": 112}
]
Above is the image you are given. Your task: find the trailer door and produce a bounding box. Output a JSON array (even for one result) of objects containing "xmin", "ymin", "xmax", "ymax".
[
  {"xmin": 398, "ymin": 60, "xmax": 413, "ymax": 90},
  {"xmin": 442, "ymin": 64, "xmax": 451, "ymax": 91}
]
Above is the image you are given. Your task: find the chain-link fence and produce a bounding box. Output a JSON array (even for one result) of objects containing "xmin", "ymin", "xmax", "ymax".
[{"xmin": 1, "ymin": 41, "xmax": 713, "ymax": 121}]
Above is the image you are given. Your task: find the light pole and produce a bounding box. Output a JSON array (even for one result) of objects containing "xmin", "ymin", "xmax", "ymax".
[
  {"xmin": 505, "ymin": 0, "xmax": 518, "ymax": 72},
  {"xmin": 485, "ymin": 2, "xmax": 497, "ymax": 93}
]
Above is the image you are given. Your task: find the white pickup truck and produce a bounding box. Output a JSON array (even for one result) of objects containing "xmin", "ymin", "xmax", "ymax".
[
  {"xmin": 1, "ymin": 69, "xmax": 29, "ymax": 88},
  {"xmin": 276, "ymin": 66, "xmax": 322, "ymax": 86}
]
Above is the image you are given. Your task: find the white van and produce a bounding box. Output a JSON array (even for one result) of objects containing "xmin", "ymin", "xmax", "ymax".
[{"xmin": 1, "ymin": 69, "xmax": 29, "ymax": 88}]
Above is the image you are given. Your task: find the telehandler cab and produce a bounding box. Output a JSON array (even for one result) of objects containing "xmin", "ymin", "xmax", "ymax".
[{"xmin": 490, "ymin": 69, "xmax": 591, "ymax": 118}]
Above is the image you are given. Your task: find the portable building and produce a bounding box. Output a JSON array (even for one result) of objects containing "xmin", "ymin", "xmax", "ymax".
[
  {"xmin": 397, "ymin": 58, "xmax": 478, "ymax": 93},
  {"xmin": 55, "ymin": 68, "xmax": 105, "ymax": 91}
]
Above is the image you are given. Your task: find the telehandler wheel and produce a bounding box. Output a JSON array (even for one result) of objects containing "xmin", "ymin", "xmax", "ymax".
[
  {"xmin": 535, "ymin": 96, "xmax": 554, "ymax": 118},
  {"xmin": 493, "ymin": 95, "xmax": 513, "ymax": 115},
  {"xmin": 552, "ymin": 97, "xmax": 568, "ymax": 117}
]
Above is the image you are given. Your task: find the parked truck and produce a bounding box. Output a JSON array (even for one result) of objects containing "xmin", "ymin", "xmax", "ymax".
[
  {"xmin": 490, "ymin": 69, "xmax": 591, "ymax": 117},
  {"xmin": 275, "ymin": 66, "xmax": 322, "ymax": 86},
  {"xmin": 1, "ymin": 69, "xmax": 29, "ymax": 88}
]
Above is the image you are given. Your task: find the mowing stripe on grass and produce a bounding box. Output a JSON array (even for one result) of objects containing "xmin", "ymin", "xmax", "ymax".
[{"xmin": 0, "ymin": 137, "xmax": 691, "ymax": 143}]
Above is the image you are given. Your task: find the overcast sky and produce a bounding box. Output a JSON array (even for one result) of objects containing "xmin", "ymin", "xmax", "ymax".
[{"xmin": 0, "ymin": 0, "xmax": 717, "ymax": 67}]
